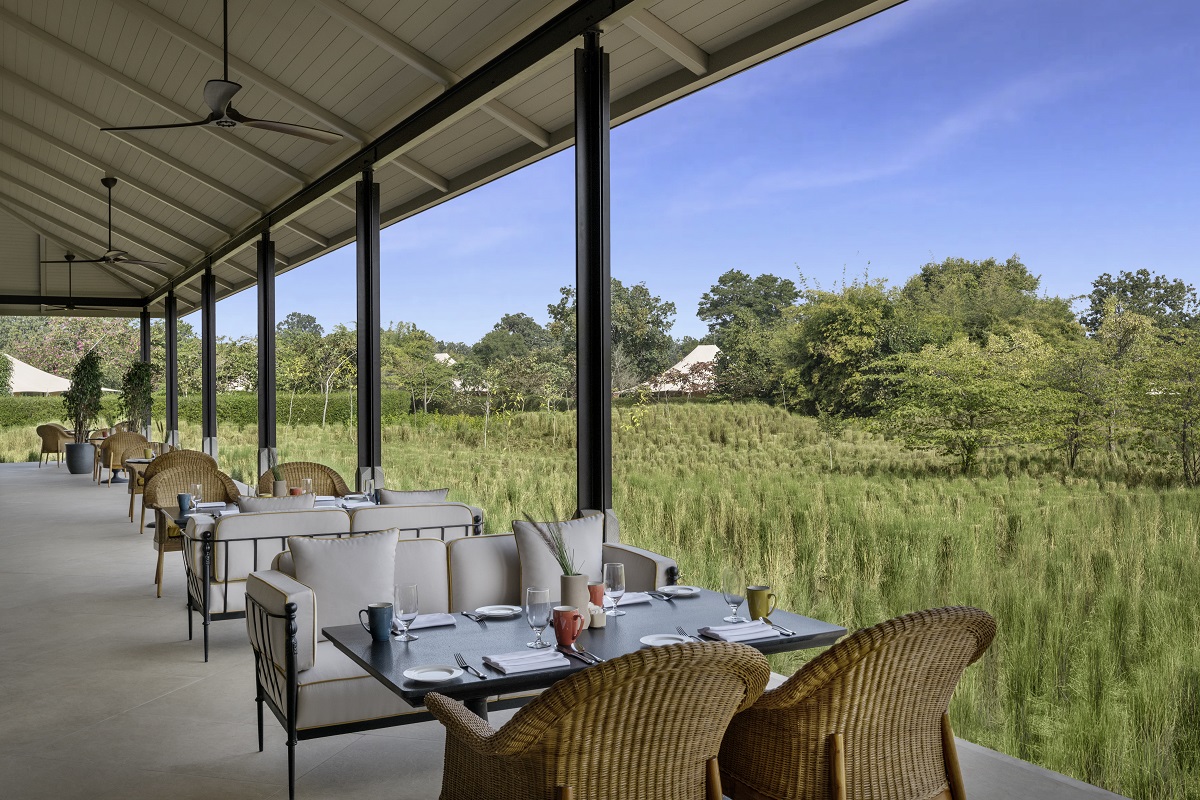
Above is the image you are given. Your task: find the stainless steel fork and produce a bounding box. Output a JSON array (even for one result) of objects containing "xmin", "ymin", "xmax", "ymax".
[
  {"xmin": 675, "ymin": 625, "xmax": 703, "ymax": 642},
  {"xmin": 454, "ymin": 652, "xmax": 486, "ymax": 679}
]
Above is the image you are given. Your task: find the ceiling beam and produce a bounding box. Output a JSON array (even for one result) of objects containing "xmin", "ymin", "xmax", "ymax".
[
  {"xmin": 307, "ymin": 0, "xmax": 550, "ymax": 148},
  {"xmin": 0, "ymin": 172, "xmax": 190, "ymax": 270},
  {"xmin": 393, "ymin": 155, "xmax": 448, "ymax": 193},
  {"xmin": 0, "ymin": 109, "xmax": 234, "ymax": 237},
  {"xmin": 623, "ymin": 9, "xmax": 709, "ymax": 75},
  {"xmin": 105, "ymin": 0, "xmax": 369, "ymax": 144},
  {"xmin": 0, "ymin": 142, "xmax": 208, "ymax": 256},
  {"xmin": 0, "ymin": 8, "xmax": 311, "ymax": 186},
  {"xmin": 0, "ymin": 294, "xmax": 148, "ymax": 308},
  {"xmin": 0, "ymin": 67, "xmax": 267, "ymax": 213}
]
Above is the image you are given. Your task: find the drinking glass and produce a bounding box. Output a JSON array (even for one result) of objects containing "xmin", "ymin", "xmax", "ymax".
[
  {"xmin": 721, "ymin": 566, "xmax": 747, "ymax": 623},
  {"xmin": 189, "ymin": 483, "xmax": 203, "ymax": 508},
  {"xmin": 603, "ymin": 562, "xmax": 626, "ymax": 616},
  {"xmin": 525, "ymin": 587, "xmax": 552, "ymax": 649},
  {"xmin": 300, "ymin": 477, "xmax": 313, "ymax": 495},
  {"xmin": 393, "ymin": 584, "xmax": 419, "ymax": 642}
]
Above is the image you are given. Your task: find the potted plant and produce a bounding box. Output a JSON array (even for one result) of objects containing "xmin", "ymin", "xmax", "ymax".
[
  {"xmin": 119, "ymin": 361, "xmax": 154, "ymax": 439},
  {"xmin": 525, "ymin": 514, "xmax": 591, "ymax": 629},
  {"xmin": 62, "ymin": 351, "xmax": 104, "ymax": 474},
  {"xmin": 269, "ymin": 450, "xmax": 287, "ymax": 497}
]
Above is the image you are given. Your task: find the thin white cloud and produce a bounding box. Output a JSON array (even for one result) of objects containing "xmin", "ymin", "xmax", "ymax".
[{"xmin": 668, "ymin": 65, "xmax": 1101, "ymax": 215}]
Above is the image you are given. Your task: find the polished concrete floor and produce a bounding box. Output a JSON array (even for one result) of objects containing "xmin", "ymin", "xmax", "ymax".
[{"xmin": 0, "ymin": 461, "xmax": 1126, "ymax": 799}]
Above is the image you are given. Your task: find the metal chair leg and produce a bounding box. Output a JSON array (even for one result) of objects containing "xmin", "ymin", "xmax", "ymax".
[
  {"xmin": 155, "ymin": 549, "xmax": 165, "ymax": 598},
  {"xmin": 257, "ymin": 693, "xmax": 265, "ymax": 753},
  {"xmin": 287, "ymin": 739, "xmax": 296, "ymax": 800}
]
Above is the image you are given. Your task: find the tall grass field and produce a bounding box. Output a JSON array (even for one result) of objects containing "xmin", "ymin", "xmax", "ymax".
[{"xmin": 3, "ymin": 401, "xmax": 1196, "ymax": 798}]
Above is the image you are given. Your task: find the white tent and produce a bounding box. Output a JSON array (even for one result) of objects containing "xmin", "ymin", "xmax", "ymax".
[
  {"xmin": 4, "ymin": 353, "xmax": 70, "ymax": 395},
  {"xmin": 643, "ymin": 345, "xmax": 720, "ymax": 394}
]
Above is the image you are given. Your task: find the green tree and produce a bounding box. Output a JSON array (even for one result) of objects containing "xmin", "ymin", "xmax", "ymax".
[
  {"xmin": 382, "ymin": 322, "xmax": 453, "ymax": 412},
  {"xmin": 0, "ymin": 352, "xmax": 11, "ymax": 395},
  {"xmin": 713, "ymin": 311, "xmax": 783, "ymax": 402},
  {"xmin": 473, "ymin": 313, "xmax": 547, "ymax": 366},
  {"xmin": 1081, "ymin": 269, "xmax": 1198, "ymax": 333},
  {"xmin": 899, "ymin": 255, "xmax": 1081, "ymax": 347},
  {"xmin": 869, "ymin": 332, "xmax": 1052, "ymax": 472},
  {"xmin": 216, "ymin": 336, "xmax": 257, "ymax": 392},
  {"xmin": 697, "ymin": 269, "xmax": 799, "ymax": 342},
  {"xmin": 777, "ymin": 280, "xmax": 895, "ymax": 415},
  {"xmin": 1140, "ymin": 327, "xmax": 1200, "ymax": 486},
  {"xmin": 313, "ymin": 325, "xmax": 356, "ymax": 427}
]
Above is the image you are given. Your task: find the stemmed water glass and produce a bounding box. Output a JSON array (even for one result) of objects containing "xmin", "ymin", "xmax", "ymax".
[
  {"xmin": 525, "ymin": 587, "xmax": 552, "ymax": 649},
  {"xmin": 393, "ymin": 584, "xmax": 419, "ymax": 642},
  {"xmin": 189, "ymin": 483, "xmax": 204, "ymax": 509},
  {"xmin": 603, "ymin": 562, "xmax": 626, "ymax": 616},
  {"xmin": 721, "ymin": 566, "xmax": 747, "ymax": 623},
  {"xmin": 300, "ymin": 477, "xmax": 313, "ymax": 495}
]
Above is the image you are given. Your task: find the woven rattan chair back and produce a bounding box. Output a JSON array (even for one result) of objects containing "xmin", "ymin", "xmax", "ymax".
[
  {"xmin": 426, "ymin": 641, "xmax": 770, "ymax": 800},
  {"xmin": 98, "ymin": 432, "xmax": 147, "ymax": 484},
  {"xmin": 144, "ymin": 465, "xmax": 240, "ymax": 510},
  {"xmin": 256, "ymin": 461, "xmax": 349, "ymax": 497},
  {"xmin": 35, "ymin": 424, "xmax": 71, "ymax": 466},
  {"xmin": 143, "ymin": 449, "xmax": 218, "ymax": 484},
  {"xmin": 719, "ymin": 606, "xmax": 996, "ymax": 800}
]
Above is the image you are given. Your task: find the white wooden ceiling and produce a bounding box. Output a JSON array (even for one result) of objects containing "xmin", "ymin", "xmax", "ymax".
[{"xmin": 0, "ymin": 0, "xmax": 906, "ymax": 318}]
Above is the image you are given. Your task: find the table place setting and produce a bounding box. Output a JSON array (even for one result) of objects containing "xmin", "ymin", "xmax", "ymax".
[
  {"xmin": 394, "ymin": 612, "xmax": 456, "ymax": 637},
  {"xmin": 603, "ymin": 591, "xmax": 652, "ymax": 609},
  {"xmin": 482, "ymin": 648, "xmax": 572, "ymax": 674},
  {"xmin": 648, "ymin": 584, "xmax": 702, "ymax": 600},
  {"xmin": 698, "ymin": 620, "xmax": 783, "ymax": 642}
]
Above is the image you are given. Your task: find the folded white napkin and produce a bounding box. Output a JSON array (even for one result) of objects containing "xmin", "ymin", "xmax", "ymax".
[
  {"xmin": 393, "ymin": 612, "xmax": 456, "ymax": 632},
  {"xmin": 195, "ymin": 501, "xmax": 227, "ymax": 509},
  {"xmin": 699, "ymin": 620, "xmax": 781, "ymax": 642},
  {"xmin": 314, "ymin": 495, "xmax": 336, "ymax": 502},
  {"xmin": 214, "ymin": 507, "xmax": 240, "ymax": 517},
  {"xmin": 340, "ymin": 499, "xmax": 376, "ymax": 510},
  {"xmin": 482, "ymin": 649, "xmax": 571, "ymax": 674},
  {"xmin": 603, "ymin": 592, "xmax": 651, "ymax": 609}
]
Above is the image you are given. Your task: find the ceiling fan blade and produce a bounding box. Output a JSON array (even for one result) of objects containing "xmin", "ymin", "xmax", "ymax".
[
  {"xmin": 101, "ymin": 119, "xmax": 210, "ymax": 134},
  {"xmin": 204, "ymin": 79, "xmax": 243, "ymax": 114},
  {"xmin": 230, "ymin": 110, "xmax": 342, "ymax": 145},
  {"xmin": 40, "ymin": 259, "xmax": 104, "ymax": 264},
  {"xmin": 115, "ymin": 258, "xmax": 168, "ymax": 268}
]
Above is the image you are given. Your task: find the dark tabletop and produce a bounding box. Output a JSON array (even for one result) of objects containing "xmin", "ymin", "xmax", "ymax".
[{"xmin": 323, "ymin": 589, "xmax": 846, "ymax": 708}]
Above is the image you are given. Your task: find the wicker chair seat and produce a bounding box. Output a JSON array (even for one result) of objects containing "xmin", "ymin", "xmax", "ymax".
[{"xmin": 256, "ymin": 461, "xmax": 350, "ymax": 497}]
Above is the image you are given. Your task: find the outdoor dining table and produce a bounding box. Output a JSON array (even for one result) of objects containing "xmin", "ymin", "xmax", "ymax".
[{"xmin": 323, "ymin": 589, "xmax": 846, "ymax": 719}]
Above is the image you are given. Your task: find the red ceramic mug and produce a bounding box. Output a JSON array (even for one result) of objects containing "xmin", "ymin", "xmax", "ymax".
[
  {"xmin": 553, "ymin": 606, "xmax": 585, "ymax": 646},
  {"xmin": 288, "ymin": 487, "xmax": 303, "ymax": 496},
  {"xmin": 587, "ymin": 581, "xmax": 605, "ymax": 606}
]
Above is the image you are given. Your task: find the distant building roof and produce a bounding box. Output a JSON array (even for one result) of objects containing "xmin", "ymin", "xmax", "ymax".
[
  {"xmin": 433, "ymin": 353, "xmax": 457, "ymax": 365},
  {"xmin": 4, "ymin": 353, "xmax": 71, "ymax": 395},
  {"xmin": 643, "ymin": 345, "xmax": 719, "ymax": 393}
]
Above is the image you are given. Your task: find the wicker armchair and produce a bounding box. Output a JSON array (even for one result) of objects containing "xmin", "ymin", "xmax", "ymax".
[
  {"xmin": 97, "ymin": 431, "xmax": 147, "ymax": 486},
  {"xmin": 137, "ymin": 450, "xmax": 218, "ymax": 533},
  {"xmin": 35, "ymin": 424, "xmax": 72, "ymax": 467},
  {"xmin": 144, "ymin": 465, "xmax": 239, "ymax": 597},
  {"xmin": 255, "ymin": 461, "xmax": 349, "ymax": 497},
  {"xmin": 426, "ymin": 641, "xmax": 770, "ymax": 800},
  {"xmin": 719, "ymin": 606, "xmax": 997, "ymax": 800}
]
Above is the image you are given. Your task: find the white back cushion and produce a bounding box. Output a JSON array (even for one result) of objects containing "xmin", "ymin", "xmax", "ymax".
[
  {"xmin": 395, "ymin": 539, "xmax": 450, "ymax": 613},
  {"xmin": 448, "ymin": 534, "xmax": 522, "ymax": 611},
  {"xmin": 377, "ymin": 488, "xmax": 449, "ymax": 504},
  {"xmin": 351, "ymin": 503, "xmax": 476, "ymax": 540},
  {"xmin": 290, "ymin": 529, "xmax": 399, "ymax": 642},
  {"xmin": 205, "ymin": 508, "xmax": 350, "ymax": 583},
  {"xmin": 512, "ymin": 513, "xmax": 604, "ymax": 604},
  {"xmin": 238, "ymin": 494, "xmax": 316, "ymax": 513}
]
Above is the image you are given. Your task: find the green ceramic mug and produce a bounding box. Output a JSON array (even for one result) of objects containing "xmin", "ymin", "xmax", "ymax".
[{"xmin": 746, "ymin": 585, "xmax": 778, "ymax": 621}]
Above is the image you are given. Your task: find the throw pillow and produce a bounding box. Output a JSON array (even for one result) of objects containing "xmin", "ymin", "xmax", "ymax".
[
  {"xmin": 238, "ymin": 494, "xmax": 316, "ymax": 513},
  {"xmin": 378, "ymin": 487, "xmax": 450, "ymax": 505},
  {"xmin": 289, "ymin": 529, "xmax": 399, "ymax": 641},
  {"xmin": 512, "ymin": 513, "xmax": 604, "ymax": 603}
]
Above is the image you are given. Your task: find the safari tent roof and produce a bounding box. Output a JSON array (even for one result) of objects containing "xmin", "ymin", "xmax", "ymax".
[{"xmin": 4, "ymin": 353, "xmax": 72, "ymax": 395}]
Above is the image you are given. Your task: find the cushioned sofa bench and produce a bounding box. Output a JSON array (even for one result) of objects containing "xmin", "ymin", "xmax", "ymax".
[{"xmin": 244, "ymin": 511, "xmax": 677, "ymax": 798}]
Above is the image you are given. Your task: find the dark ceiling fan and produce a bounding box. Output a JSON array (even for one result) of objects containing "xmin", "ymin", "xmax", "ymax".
[
  {"xmin": 40, "ymin": 177, "xmax": 166, "ymax": 270},
  {"xmin": 101, "ymin": 0, "xmax": 341, "ymax": 145},
  {"xmin": 43, "ymin": 253, "xmax": 77, "ymax": 312}
]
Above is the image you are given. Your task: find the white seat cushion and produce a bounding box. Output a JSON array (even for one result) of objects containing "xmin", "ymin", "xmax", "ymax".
[
  {"xmin": 238, "ymin": 494, "xmax": 316, "ymax": 512},
  {"xmin": 513, "ymin": 512, "xmax": 603, "ymax": 603},
  {"xmin": 290, "ymin": 529, "xmax": 399, "ymax": 641},
  {"xmin": 293, "ymin": 641, "xmax": 418, "ymax": 730},
  {"xmin": 205, "ymin": 579, "xmax": 246, "ymax": 614}
]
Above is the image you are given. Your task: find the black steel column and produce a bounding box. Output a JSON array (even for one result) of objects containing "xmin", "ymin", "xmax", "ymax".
[
  {"xmin": 257, "ymin": 231, "xmax": 277, "ymax": 476},
  {"xmin": 164, "ymin": 291, "xmax": 179, "ymax": 448},
  {"xmin": 201, "ymin": 265, "xmax": 218, "ymax": 462},
  {"xmin": 139, "ymin": 307, "xmax": 152, "ymax": 439},
  {"xmin": 356, "ymin": 169, "xmax": 382, "ymax": 491},
  {"xmin": 575, "ymin": 29, "xmax": 613, "ymax": 526}
]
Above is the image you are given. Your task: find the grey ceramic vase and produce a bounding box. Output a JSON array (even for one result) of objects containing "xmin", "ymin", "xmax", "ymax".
[{"xmin": 560, "ymin": 573, "xmax": 591, "ymax": 630}]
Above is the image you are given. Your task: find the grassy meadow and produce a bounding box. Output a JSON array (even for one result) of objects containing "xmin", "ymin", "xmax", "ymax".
[{"xmin": 3, "ymin": 401, "xmax": 1197, "ymax": 798}]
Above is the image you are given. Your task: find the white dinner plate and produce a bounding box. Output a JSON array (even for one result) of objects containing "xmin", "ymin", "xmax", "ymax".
[
  {"xmin": 655, "ymin": 585, "xmax": 701, "ymax": 597},
  {"xmin": 640, "ymin": 633, "xmax": 692, "ymax": 647},
  {"xmin": 403, "ymin": 665, "xmax": 464, "ymax": 683},
  {"xmin": 474, "ymin": 604, "xmax": 523, "ymax": 618}
]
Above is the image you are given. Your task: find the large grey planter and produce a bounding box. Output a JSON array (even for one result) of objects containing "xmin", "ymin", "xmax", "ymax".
[{"xmin": 65, "ymin": 443, "xmax": 94, "ymax": 475}]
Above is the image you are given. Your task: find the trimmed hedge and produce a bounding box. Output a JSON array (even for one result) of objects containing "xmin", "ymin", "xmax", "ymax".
[{"xmin": 1, "ymin": 390, "xmax": 468, "ymax": 428}]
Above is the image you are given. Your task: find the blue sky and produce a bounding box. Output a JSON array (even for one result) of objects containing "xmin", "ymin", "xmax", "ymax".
[{"xmin": 202, "ymin": 0, "xmax": 1200, "ymax": 343}]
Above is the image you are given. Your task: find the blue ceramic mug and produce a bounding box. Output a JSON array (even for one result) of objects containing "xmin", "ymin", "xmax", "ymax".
[
  {"xmin": 177, "ymin": 492, "xmax": 193, "ymax": 516},
  {"xmin": 359, "ymin": 602, "xmax": 393, "ymax": 642}
]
